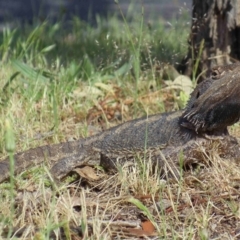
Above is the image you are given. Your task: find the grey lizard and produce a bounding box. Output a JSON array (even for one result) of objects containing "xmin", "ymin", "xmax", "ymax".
[{"xmin": 0, "ymin": 63, "xmax": 240, "ymax": 183}]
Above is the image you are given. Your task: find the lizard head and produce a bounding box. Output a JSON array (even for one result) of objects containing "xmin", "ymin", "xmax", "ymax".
[{"xmin": 180, "ymin": 62, "xmax": 240, "ymax": 134}]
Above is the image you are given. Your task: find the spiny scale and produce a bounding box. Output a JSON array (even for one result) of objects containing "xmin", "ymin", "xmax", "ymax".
[{"xmin": 1, "ymin": 63, "xmax": 240, "ymax": 182}]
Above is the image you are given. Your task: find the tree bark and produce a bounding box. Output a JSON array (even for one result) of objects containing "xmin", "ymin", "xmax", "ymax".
[{"xmin": 180, "ymin": 0, "xmax": 240, "ymax": 81}]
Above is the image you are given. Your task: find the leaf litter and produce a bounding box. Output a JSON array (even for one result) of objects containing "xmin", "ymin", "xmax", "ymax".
[{"xmin": 1, "ymin": 65, "xmax": 240, "ymax": 239}]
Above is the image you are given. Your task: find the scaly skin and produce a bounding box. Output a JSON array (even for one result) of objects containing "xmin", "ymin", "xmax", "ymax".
[
  {"xmin": 182, "ymin": 63, "xmax": 240, "ymax": 132},
  {"xmin": 0, "ymin": 111, "xmax": 196, "ymax": 182},
  {"xmin": 0, "ymin": 63, "xmax": 240, "ymax": 183}
]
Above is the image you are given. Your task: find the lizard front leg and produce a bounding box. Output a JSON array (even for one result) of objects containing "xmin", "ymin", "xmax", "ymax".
[{"xmin": 50, "ymin": 151, "xmax": 100, "ymax": 181}]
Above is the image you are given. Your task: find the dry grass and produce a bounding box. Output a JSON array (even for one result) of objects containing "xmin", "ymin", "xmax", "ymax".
[
  {"xmin": 0, "ymin": 14, "xmax": 240, "ymax": 239},
  {"xmin": 1, "ymin": 65, "xmax": 240, "ymax": 239},
  {"xmin": 1, "ymin": 142, "xmax": 240, "ymax": 239}
]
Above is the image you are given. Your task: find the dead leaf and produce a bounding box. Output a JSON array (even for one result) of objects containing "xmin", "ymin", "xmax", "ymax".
[
  {"xmin": 124, "ymin": 227, "xmax": 157, "ymax": 237},
  {"xmin": 94, "ymin": 82, "xmax": 115, "ymax": 95},
  {"xmin": 72, "ymin": 85, "xmax": 104, "ymax": 98},
  {"xmin": 134, "ymin": 194, "xmax": 152, "ymax": 200},
  {"xmin": 165, "ymin": 75, "xmax": 193, "ymax": 95},
  {"xmin": 173, "ymin": 75, "xmax": 193, "ymax": 94},
  {"xmin": 141, "ymin": 220, "xmax": 156, "ymax": 234},
  {"xmin": 74, "ymin": 166, "xmax": 99, "ymax": 181},
  {"xmin": 122, "ymin": 219, "xmax": 156, "ymax": 237}
]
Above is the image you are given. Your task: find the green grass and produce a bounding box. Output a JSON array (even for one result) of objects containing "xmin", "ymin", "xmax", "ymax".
[
  {"xmin": 1, "ymin": 9, "xmax": 238, "ymax": 240},
  {"xmin": 0, "ymin": 12, "xmax": 191, "ymax": 239},
  {"xmin": 0, "ymin": 11, "xmax": 190, "ymax": 146},
  {"xmin": 0, "ymin": 11, "xmax": 189, "ymax": 70}
]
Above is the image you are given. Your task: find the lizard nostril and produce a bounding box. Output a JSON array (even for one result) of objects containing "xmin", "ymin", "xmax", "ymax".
[{"xmin": 196, "ymin": 91, "xmax": 200, "ymax": 99}]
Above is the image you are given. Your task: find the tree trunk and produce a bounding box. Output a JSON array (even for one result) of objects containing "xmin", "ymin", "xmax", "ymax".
[{"xmin": 180, "ymin": 0, "xmax": 240, "ymax": 81}]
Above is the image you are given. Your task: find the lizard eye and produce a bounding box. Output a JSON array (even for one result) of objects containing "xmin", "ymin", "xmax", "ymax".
[
  {"xmin": 211, "ymin": 69, "xmax": 220, "ymax": 79},
  {"xmin": 211, "ymin": 70, "xmax": 218, "ymax": 78}
]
